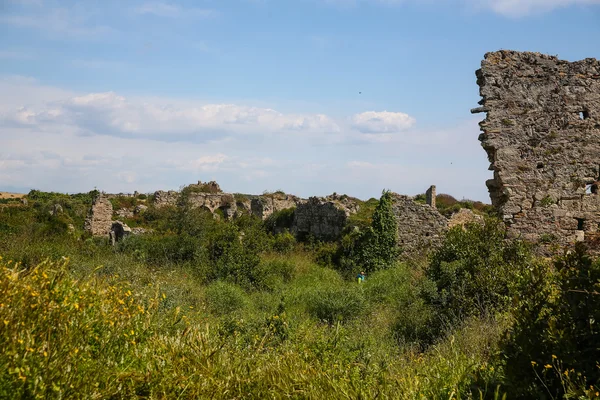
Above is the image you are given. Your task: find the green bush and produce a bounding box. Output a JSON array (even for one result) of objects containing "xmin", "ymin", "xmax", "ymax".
[
  {"xmin": 254, "ymin": 260, "xmax": 296, "ymax": 291},
  {"xmin": 208, "ymin": 223, "xmax": 262, "ymax": 287},
  {"xmin": 502, "ymin": 243, "xmax": 600, "ymax": 398},
  {"xmin": 365, "ymin": 263, "xmax": 437, "ymax": 345},
  {"xmin": 352, "ymin": 190, "xmax": 399, "ymax": 273},
  {"xmin": 205, "ymin": 281, "xmax": 249, "ymax": 315},
  {"xmin": 118, "ymin": 234, "xmax": 204, "ymax": 265},
  {"xmin": 306, "ymin": 284, "xmax": 365, "ymax": 324},
  {"xmin": 427, "ymin": 219, "xmax": 531, "ymax": 322},
  {"xmin": 264, "ymin": 208, "xmax": 295, "ymax": 234},
  {"xmin": 272, "ymin": 231, "xmax": 296, "ymax": 254}
]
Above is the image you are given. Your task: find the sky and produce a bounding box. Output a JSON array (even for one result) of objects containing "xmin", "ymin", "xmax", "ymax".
[{"xmin": 0, "ymin": 0, "xmax": 599, "ymax": 201}]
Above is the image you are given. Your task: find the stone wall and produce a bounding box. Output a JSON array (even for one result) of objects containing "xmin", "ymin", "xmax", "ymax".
[
  {"xmin": 251, "ymin": 193, "xmax": 304, "ymax": 220},
  {"xmin": 292, "ymin": 196, "xmax": 354, "ymax": 240},
  {"xmin": 391, "ymin": 193, "xmax": 448, "ymax": 255},
  {"xmin": 474, "ymin": 50, "xmax": 600, "ymax": 245},
  {"xmin": 84, "ymin": 194, "xmax": 113, "ymax": 236}
]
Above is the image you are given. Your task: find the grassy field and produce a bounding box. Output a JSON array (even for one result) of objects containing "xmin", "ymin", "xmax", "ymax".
[{"xmin": 0, "ymin": 190, "xmax": 598, "ymax": 399}]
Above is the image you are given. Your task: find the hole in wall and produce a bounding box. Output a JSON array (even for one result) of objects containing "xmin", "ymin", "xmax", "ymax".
[
  {"xmin": 580, "ymin": 111, "xmax": 590, "ymax": 120},
  {"xmin": 576, "ymin": 218, "xmax": 585, "ymax": 231},
  {"xmin": 537, "ymin": 162, "xmax": 544, "ymax": 169}
]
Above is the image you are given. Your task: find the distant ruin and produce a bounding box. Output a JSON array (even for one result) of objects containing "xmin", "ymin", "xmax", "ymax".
[
  {"xmin": 85, "ymin": 181, "xmax": 476, "ymax": 255},
  {"xmin": 473, "ymin": 50, "xmax": 600, "ymax": 246}
]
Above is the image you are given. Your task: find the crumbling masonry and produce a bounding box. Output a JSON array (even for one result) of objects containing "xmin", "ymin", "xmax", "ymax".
[{"xmin": 473, "ymin": 50, "xmax": 600, "ymax": 245}]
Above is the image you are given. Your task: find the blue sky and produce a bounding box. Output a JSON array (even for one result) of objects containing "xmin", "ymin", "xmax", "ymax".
[{"xmin": 1, "ymin": 0, "xmax": 599, "ymax": 201}]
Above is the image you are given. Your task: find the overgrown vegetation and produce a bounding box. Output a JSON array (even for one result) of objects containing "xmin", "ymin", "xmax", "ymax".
[{"xmin": 1, "ymin": 190, "xmax": 598, "ymax": 398}]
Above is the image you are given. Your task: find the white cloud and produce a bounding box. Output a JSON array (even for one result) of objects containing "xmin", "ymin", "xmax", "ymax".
[
  {"xmin": 0, "ymin": 89, "xmax": 342, "ymax": 140},
  {"xmin": 0, "ymin": 77, "xmax": 491, "ymax": 201},
  {"xmin": 135, "ymin": 2, "xmax": 216, "ymax": 18},
  {"xmin": 351, "ymin": 111, "xmax": 416, "ymax": 134}
]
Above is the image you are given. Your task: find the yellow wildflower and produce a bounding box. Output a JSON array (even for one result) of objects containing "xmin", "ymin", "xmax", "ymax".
[{"xmin": 545, "ymin": 364, "xmax": 552, "ymax": 369}]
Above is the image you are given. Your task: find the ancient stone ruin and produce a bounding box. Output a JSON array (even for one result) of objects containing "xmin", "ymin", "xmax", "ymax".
[
  {"xmin": 86, "ymin": 179, "xmax": 482, "ymax": 254},
  {"xmin": 391, "ymin": 192, "xmax": 448, "ymax": 256},
  {"xmin": 292, "ymin": 194, "xmax": 359, "ymax": 240},
  {"xmin": 473, "ymin": 50, "xmax": 600, "ymax": 246},
  {"xmin": 84, "ymin": 194, "xmax": 113, "ymax": 236}
]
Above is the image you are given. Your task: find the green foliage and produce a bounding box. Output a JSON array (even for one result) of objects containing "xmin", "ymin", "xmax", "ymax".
[
  {"xmin": 254, "ymin": 259, "xmax": 296, "ymax": 291},
  {"xmin": 364, "ymin": 263, "xmax": 438, "ymax": 345},
  {"xmin": 305, "ymin": 284, "xmax": 365, "ymax": 324},
  {"xmin": 205, "ymin": 281, "xmax": 249, "ymax": 315},
  {"xmin": 346, "ymin": 197, "xmax": 379, "ymax": 230},
  {"xmin": 118, "ymin": 234, "xmax": 204, "ymax": 265},
  {"xmin": 109, "ymin": 195, "xmax": 137, "ymax": 210},
  {"xmin": 502, "ymin": 243, "xmax": 600, "ymax": 398},
  {"xmin": 434, "ymin": 193, "xmax": 493, "ymax": 217},
  {"xmin": 264, "ymin": 207, "xmax": 295, "ymax": 233},
  {"xmin": 353, "ymin": 190, "xmax": 399, "ymax": 273},
  {"xmin": 540, "ymin": 195, "xmax": 555, "ymax": 207},
  {"xmin": 427, "ymin": 219, "xmax": 531, "ymax": 322},
  {"xmin": 207, "ymin": 223, "xmax": 262, "ymax": 288},
  {"xmin": 272, "ymin": 231, "xmax": 296, "ymax": 254}
]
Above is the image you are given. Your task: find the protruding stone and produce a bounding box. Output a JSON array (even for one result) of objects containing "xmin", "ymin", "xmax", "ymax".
[
  {"xmin": 426, "ymin": 185, "xmax": 436, "ymax": 209},
  {"xmin": 84, "ymin": 195, "xmax": 113, "ymax": 236}
]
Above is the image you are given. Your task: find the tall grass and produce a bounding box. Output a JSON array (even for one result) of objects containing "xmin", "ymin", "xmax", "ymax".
[{"xmin": 0, "ymin": 256, "xmax": 508, "ymax": 399}]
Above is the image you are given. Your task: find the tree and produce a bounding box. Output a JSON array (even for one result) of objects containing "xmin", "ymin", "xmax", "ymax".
[{"xmin": 356, "ymin": 190, "xmax": 399, "ymax": 273}]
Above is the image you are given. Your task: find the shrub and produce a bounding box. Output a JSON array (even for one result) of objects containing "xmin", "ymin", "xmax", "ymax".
[
  {"xmin": 502, "ymin": 243, "xmax": 600, "ymax": 398},
  {"xmin": 208, "ymin": 223, "xmax": 262, "ymax": 287},
  {"xmin": 272, "ymin": 231, "xmax": 296, "ymax": 254},
  {"xmin": 427, "ymin": 219, "xmax": 531, "ymax": 323},
  {"xmin": 0, "ymin": 258, "xmax": 159, "ymax": 398},
  {"xmin": 255, "ymin": 260, "xmax": 296, "ymax": 291},
  {"xmin": 204, "ymin": 281, "xmax": 249, "ymax": 315},
  {"xmin": 306, "ymin": 285, "xmax": 365, "ymax": 324},
  {"xmin": 352, "ymin": 191, "xmax": 399, "ymax": 273},
  {"xmin": 264, "ymin": 208, "xmax": 295, "ymax": 234},
  {"xmin": 118, "ymin": 234, "xmax": 204, "ymax": 265},
  {"xmin": 365, "ymin": 263, "xmax": 437, "ymax": 345}
]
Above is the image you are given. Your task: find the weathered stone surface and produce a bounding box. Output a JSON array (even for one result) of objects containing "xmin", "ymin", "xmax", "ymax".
[
  {"xmin": 134, "ymin": 204, "xmax": 148, "ymax": 215},
  {"xmin": 426, "ymin": 185, "xmax": 436, "ymax": 208},
  {"xmin": 187, "ymin": 180, "xmax": 222, "ymax": 193},
  {"xmin": 115, "ymin": 208, "xmax": 134, "ymax": 219},
  {"xmin": 109, "ymin": 221, "xmax": 131, "ymax": 245},
  {"xmin": 474, "ymin": 50, "xmax": 600, "ymax": 247},
  {"xmin": 84, "ymin": 195, "xmax": 113, "ymax": 236},
  {"xmin": 187, "ymin": 192, "xmax": 237, "ymax": 219},
  {"xmin": 292, "ymin": 196, "xmax": 352, "ymax": 240},
  {"xmin": 251, "ymin": 193, "xmax": 304, "ymax": 220},
  {"xmin": 153, "ymin": 190, "xmax": 179, "ymax": 208},
  {"xmin": 391, "ymin": 193, "xmax": 448, "ymax": 256},
  {"xmin": 448, "ymin": 208, "xmax": 484, "ymax": 229},
  {"xmin": 50, "ymin": 203, "xmax": 63, "ymax": 216}
]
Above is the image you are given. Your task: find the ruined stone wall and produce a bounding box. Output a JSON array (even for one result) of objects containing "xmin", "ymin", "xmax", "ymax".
[
  {"xmin": 391, "ymin": 194, "xmax": 448, "ymax": 255},
  {"xmin": 84, "ymin": 194, "xmax": 113, "ymax": 236},
  {"xmin": 250, "ymin": 193, "xmax": 304, "ymax": 220},
  {"xmin": 474, "ymin": 50, "xmax": 600, "ymax": 245},
  {"xmin": 292, "ymin": 197, "xmax": 352, "ymax": 240}
]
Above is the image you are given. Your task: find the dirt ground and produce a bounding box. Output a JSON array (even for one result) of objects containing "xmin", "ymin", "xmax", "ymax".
[{"xmin": 0, "ymin": 192, "xmax": 26, "ymax": 200}]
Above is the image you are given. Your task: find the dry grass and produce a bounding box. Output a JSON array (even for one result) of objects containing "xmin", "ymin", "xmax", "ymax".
[{"xmin": 0, "ymin": 192, "xmax": 25, "ymax": 200}]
